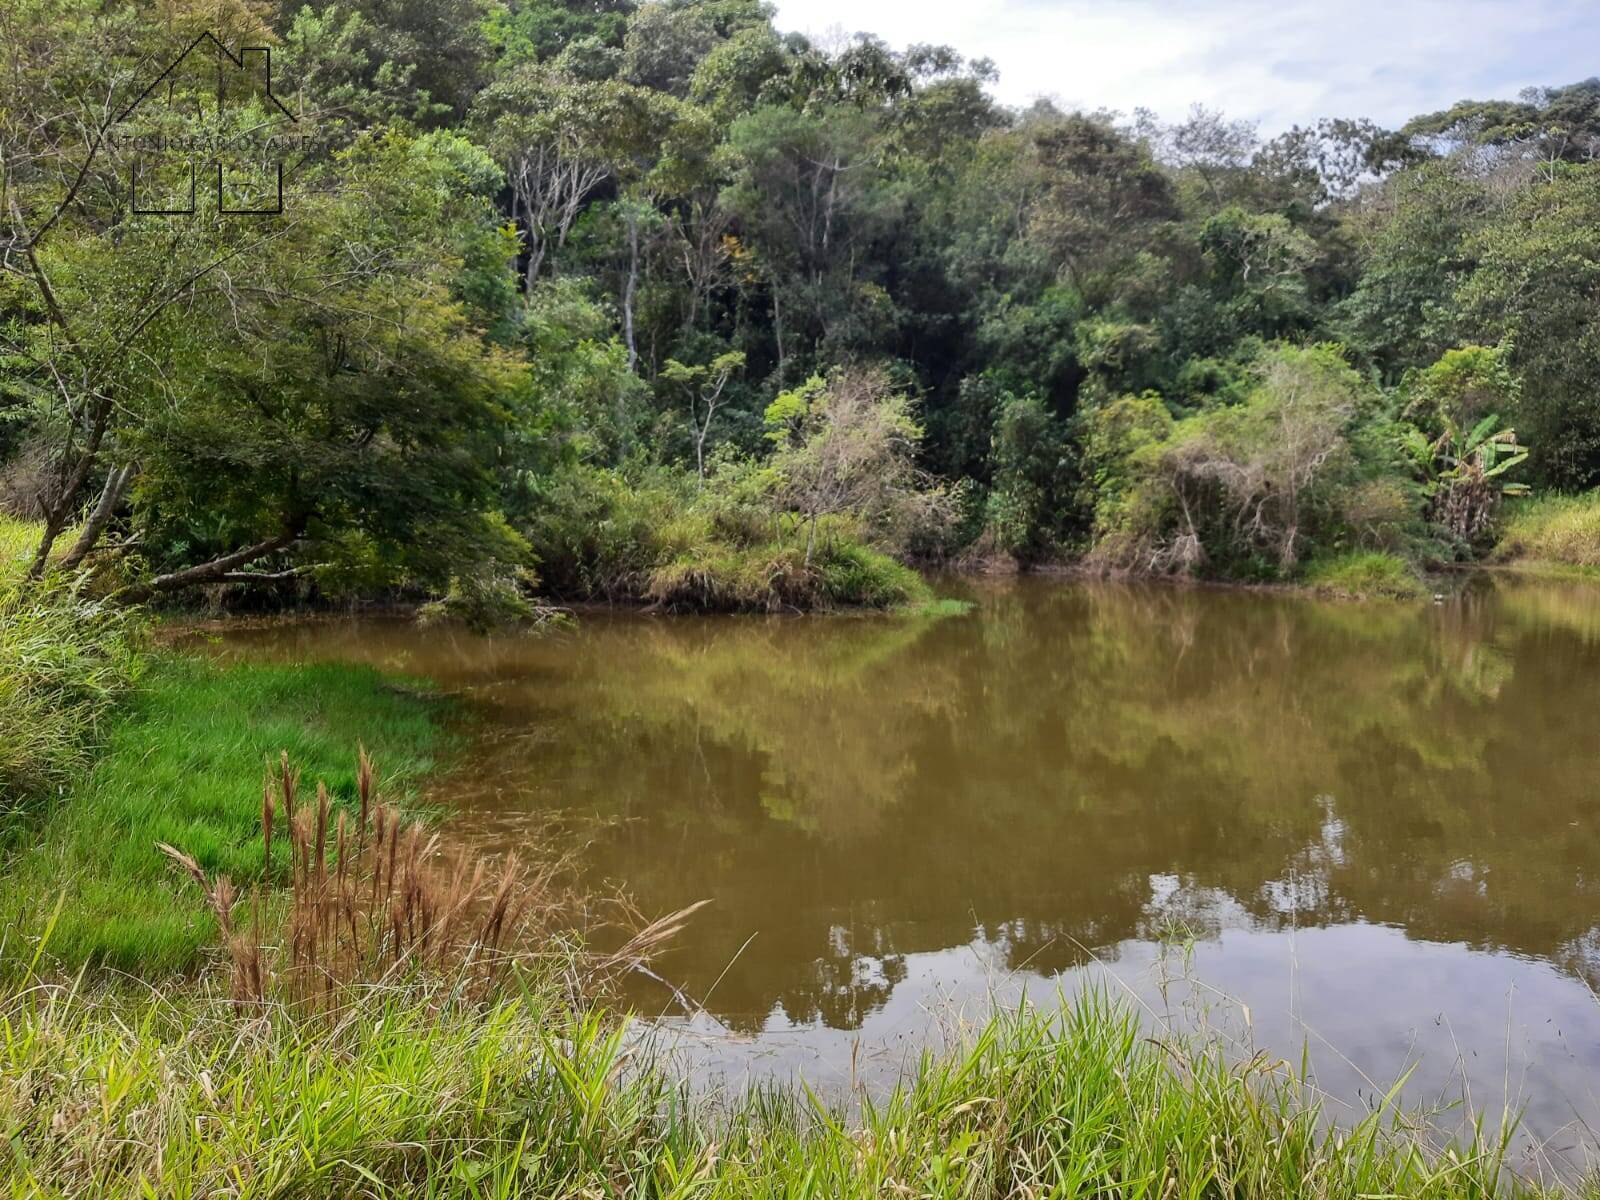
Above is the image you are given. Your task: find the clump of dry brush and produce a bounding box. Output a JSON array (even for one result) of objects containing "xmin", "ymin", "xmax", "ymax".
[{"xmin": 160, "ymin": 748, "xmax": 702, "ymax": 1009}]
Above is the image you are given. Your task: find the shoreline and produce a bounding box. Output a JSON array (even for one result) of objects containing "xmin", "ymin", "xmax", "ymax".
[{"xmin": 155, "ymin": 559, "xmax": 1585, "ymax": 637}]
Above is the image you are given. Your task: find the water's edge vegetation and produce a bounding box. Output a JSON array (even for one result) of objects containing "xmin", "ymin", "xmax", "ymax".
[
  {"xmin": 0, "ymin": 653, "xmax": 449, "ymax": 974},
  {"xmin": 4, "ymin": 973, "xmax": 1555, "ymax": 1199}
]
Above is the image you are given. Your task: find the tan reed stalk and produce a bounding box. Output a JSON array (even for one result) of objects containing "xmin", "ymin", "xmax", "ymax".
[
  {"xmin": 357, "ymin": 743, "xmax": 372, "ymax": 846},
  {"xmin": 371, "ymin": 805, "xmax": 387, "ymax": 909},
  {"xmin": 262, "ymin": 764, "xmax": 274, "ymax": 886}
]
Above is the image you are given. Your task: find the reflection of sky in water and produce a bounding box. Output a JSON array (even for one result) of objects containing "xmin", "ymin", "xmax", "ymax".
[
  {"xmin": 203, "ymin": 574, "xmax": 1600, "ymax": 1172},
  {"xmin": 637, "ymin": 921, "xmax": 1600, "ymax": 1177}
]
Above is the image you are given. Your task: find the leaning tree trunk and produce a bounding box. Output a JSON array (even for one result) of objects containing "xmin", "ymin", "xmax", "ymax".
[
  {"xmin": 120, "ymin": 533, "xmax": 298, "ymax": 602},
  {"xmin": 53, "ymin": 464, "xmax": 136, "ymax": 575}
]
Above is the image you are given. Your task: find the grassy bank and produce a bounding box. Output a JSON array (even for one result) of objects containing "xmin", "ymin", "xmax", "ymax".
[
  {"xmin": 0, "ymin": 977, "xmax": 1550, "ymax": 1200},
  {"xmin": 0, "ymin": 517, "xmax": 144, "ymax": 827},
  {"xmin": 1303, "ymin": 551, "xmax": 1430, "ymax": 600},
  {"xmin": 0, "ymin": 655, "xmax": 449, "ymax": 975},
  {"xmin": 1496, "ymin": 492, "xmax": 1600, "ymax": 576}
]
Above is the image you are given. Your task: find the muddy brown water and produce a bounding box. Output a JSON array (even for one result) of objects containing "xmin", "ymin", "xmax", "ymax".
[{"xmin": 207, "ymin": 575, "xmax": 1600, "ymax": 1170}]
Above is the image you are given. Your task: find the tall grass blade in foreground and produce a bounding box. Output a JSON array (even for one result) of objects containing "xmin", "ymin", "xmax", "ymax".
[{"xmin": 0, "ymin": 975, "xmax": 1564, "ymax": 1199}]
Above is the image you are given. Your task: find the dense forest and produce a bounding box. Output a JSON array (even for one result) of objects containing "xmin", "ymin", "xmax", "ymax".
[{"xmin": 6, "ymin": 0, "xmax": 1600, "ymax": 614}]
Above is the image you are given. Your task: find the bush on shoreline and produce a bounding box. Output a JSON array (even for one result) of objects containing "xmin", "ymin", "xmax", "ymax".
[{"xmin": 523, "ymin": 464, "xmax": 933, "ymax": 613}]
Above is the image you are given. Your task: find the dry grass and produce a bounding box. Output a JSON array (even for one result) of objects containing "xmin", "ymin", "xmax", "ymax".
[
  {"xmin": 157, "ymin": 747, "xmax": 705, "ymax": 1011},
  {"xmin": 1498, "ymin": 492, "xmax": 1600, "ymax": 570}
]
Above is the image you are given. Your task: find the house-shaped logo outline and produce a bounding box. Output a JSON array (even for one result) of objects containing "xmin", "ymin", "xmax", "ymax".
[{"xmin": 116, "ymin": 31, "xmax": 298, "ymax": 216}]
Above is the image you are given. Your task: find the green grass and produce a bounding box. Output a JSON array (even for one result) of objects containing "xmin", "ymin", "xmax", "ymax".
[
  {"xmin": 0, "ymin": 978, "xmax": 1554, "ymax": 1200},
  {"xmin": 1497, "ymin": 492, "xmax": 1600, "ymax": 572},
  {"xmin": 897, "ymin": 596, "xmax": 976, "ymax": 619},
  {"xmin": 1, "ymin": 516, "xmax": 145, "ymax": 831},
  {"xmin": 1304, "ymin": 551, "xmax": 1429, "ymax": 600},
  {"xmin": 0, "ymin": 655, "xmax": 449, "ymax": 975},
  {"xmin": 0, "ymin": 513, "xmax": 39, "ymax": 570}
]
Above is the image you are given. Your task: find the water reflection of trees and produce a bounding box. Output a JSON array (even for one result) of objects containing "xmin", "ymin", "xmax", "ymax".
[{"xmin": 220, "ymin": 579, "xmax": 1600, "ymax": 1032}]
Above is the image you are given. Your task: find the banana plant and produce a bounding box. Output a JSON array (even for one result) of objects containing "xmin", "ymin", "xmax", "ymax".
[{"xmin": 1402, "ymin": 413, "xmax": 1530, "ymax": 543}]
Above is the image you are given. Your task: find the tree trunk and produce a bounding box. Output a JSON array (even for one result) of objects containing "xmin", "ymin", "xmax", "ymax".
[
  {"xmin": 772, "ymin": 285, "xmax": 786, "ymax": 383},
  {"xmin": 122, "ymin": 533, "xmax": 297, "ymax": 601},
  {"xmin": 29, "ymin": 398, "xmax": 113, "ymax": 579},
  {"xmin": 29, "ymin": 512, "xmax": 70, "ymax": 580},
  {"xmin": 54, "ymin": 464, "xmax": 135, "ymax": 575},
  {"xmin": 694, "ymin": 404, "xmax": 708, "ymax": 488},
  {"xmin": 622, "ymin": 210, "xmax": 640, "ymax": 371}
]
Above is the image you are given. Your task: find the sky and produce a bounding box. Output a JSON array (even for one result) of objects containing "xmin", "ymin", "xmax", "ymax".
[{"xmin": 771, "ymin": 0, "xmax": 1600, "ymax": 133}]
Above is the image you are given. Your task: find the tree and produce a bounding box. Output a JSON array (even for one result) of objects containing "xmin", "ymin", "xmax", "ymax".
[
  {"xmin": 1094, "ymin": 347, "xmax": 1371, "ymax": 573},
  {"xmin": 1457, "ymin": 163, "xmax": 1600, "ymax": 488},
  {"xmin": 281, "ymin": 0, "xmax": 496, "ymax": 125},
  {"xmin": 1142, "ymin": 104, "xmax": 1259, "ymax": 204},
  {"xmin": 723, "ymin": 103, "xmax": 903, "ymax": 372},
  {"xmin": 1199, "ymin": 207, "xmax": 1317, "ymax": 338},
  {"xmin": 660, "ymin": 350, "xmax": 744, "ymax": 484},
  {"xmin": 1255, "ymin": 117, "xmax": 1420, "ymax": 206},
  {"xmin": 120, "ymin": 133, "xmax": 531, "ymax": 596},
  {"xmin": 1026, "ymin": 113, "xmax": 1179, "ymax": 300},
  {"xmin": 1, "ymin": 1, "xmax": 530, "ymax": 596},
  {"xmin": 763, "ymin": 368, "xmax": 942, "ymax": 564},
  {"xmin": 983, "ymin": 391, "xmax": 1076, "ymax": 565},
  {"xmin": 689, "ymin": 24, "xmax": 790, "ymax": 122},
  {"xmin": 0, "ymin": 0, "xmax": 298, "ymax": 577},
  {"xmin": 621, "ymin": 2, "xmax": 717, "ymax": 96},
  {"xmin": 1405, "ymin": 78, "xmax": 1600, "ymax": 166},
  {"xmin": 1339, "ymin": 160, "xmax": 1489, "ymax": 378},
  {"xmin": 483, "ymin": 0, "xmax": 634, "ymax": 69},
  {"xmin": 477, "ymin": 69, "xmax": 677, "ymax": 289}
]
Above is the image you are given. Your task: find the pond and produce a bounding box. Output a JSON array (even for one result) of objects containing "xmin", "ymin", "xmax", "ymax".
[{"xmin": 212, "ymin": 575, "xmax": 1600, "ymax": 1169}]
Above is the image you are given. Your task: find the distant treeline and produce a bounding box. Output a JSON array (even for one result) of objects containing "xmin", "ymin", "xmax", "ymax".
[{"xmin": 4, "ymin": 0, "xmax": 1600, "ymax": 608}]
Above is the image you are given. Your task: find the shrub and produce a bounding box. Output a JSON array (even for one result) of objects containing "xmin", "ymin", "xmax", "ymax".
[
  {"xmin": 519, "ymin": 465, "xmax": 691, "ymax": 600},
  {"xmin": 1086, "ymin": 346, "xmax": 1417, "ymax": 579},
  {"xmin": 522, "ymin": 458, "xmax": 937, "ymax": 613},
  {"xmin": 817, "ymin": 540, "xmax": 929, "ymax": 608},
  {"xmin": 643, "ymin": 524, "xmax": 929, "ymax": 613},
  {"xmin": 417, "ymin": 565, "xmax": 563, "ymax": 632}
]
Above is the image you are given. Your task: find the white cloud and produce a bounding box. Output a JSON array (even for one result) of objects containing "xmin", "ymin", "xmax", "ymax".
[{"xmin": 770, "ymin": 0, "xmax": 1600, "ymax": 132}]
